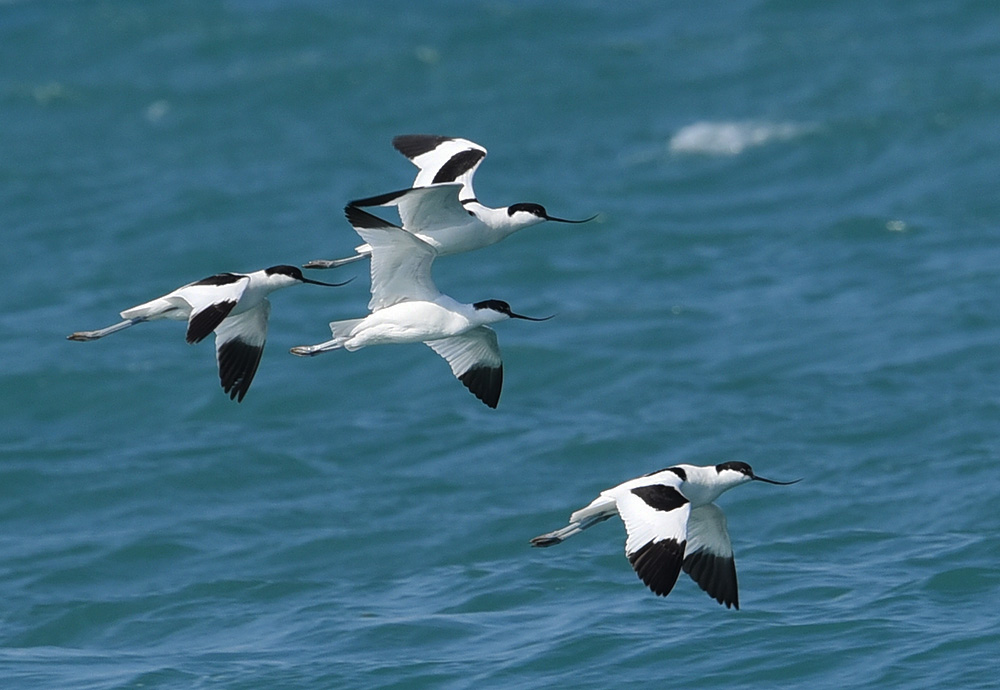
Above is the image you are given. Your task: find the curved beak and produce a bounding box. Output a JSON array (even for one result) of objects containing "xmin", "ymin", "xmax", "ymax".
[
  {"xmin": 509, "ymin": 311, "xmax": 556, "ymax": 322},
  {"xmin": 752, "ymin": 474, "xmax": 801, "ymax": 486},
  {"xmin": 543, "ymin": 213, "xmax": 599, "ymax": 224},
  {"xmin": 302, "ymin": 276, "xmax": 355, "ymax": 288}
]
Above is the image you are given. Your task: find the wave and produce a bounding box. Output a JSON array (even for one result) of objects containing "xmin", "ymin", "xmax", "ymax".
[{"xmin": 669, "ymin": 120, "xmax": 814, "ymax": 156}]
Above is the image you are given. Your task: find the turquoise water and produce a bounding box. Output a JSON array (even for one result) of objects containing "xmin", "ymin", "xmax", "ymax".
[{"xmin": 3, "ymin": 1, "xmax": 1000, "ymax": 687}]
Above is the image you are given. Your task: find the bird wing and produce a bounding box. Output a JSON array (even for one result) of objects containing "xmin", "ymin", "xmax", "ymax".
[
  {"xmin": 682, "ymin": 503, "xmax": 739, "ymax": 609},
  {"xmin": 425, "ymin": 326, "xmax": 503, "ymax": 408},
  {"xmin": 349, "ymin": 184, "xmax": 471, "ymax": 236},
  {"xmin": 392, "ymin": 134, "xmax": 487, "ymax": 201},
  {"xmin": 611, "ymin": 476, "xmax": 691, "ymax": 597},
  {"xmin": 213, "ymin": 300, "xmax": 269, "ymax": 402},
  {"xmin": 344, "ymin": 205, "xmax": 439, "ymax": 311},
  {"xmin": 175, "ymin": 274, "xmax": 249, "ymax": 344}
]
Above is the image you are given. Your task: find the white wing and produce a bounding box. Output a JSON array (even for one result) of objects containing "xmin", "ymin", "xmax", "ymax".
[
  {"xmin": 683, "ymin": 503, "xmax": 739, "ymax": 608},
  {"xmin": 392, "ymin": 134, "xmax": 487, "ymax": 201},
  {"xmin": 213, "ymin": 300, "xmax": 270, "ymax": 402},
  {"xmin": 349, "ymin": 184, "xmax": 471, "ymax": 236},
  {"xmin": 426, "ymin": 326, "xmax": 503, "ymax": 408},
  {"xmin": 344, "ymin": 206, "xmax": 439, "ymax": 311},
  {"xmin": 611, "ymin": 474, "xmax": 691, "ymax": 597}
]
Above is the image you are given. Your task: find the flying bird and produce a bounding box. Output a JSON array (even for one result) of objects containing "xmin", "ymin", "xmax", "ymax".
[
  {"xmin": 531, "ymin": 462, "xmax": 800, "ymax": 608},
  {"xmin": 304, "ymin": 134, "xmax": 595, "ymax": 268},
  {"xmin": 291, "ymin": 206, "xmax": 552, "ymax": 408},
  {"xmin": 67, "ymin": 265, "xmax": 349, "ymax": 402}
]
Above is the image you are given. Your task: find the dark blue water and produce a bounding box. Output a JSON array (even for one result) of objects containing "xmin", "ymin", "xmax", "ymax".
[{"xmin": 3, "ymin": 1, "xmax": 1000, "ymax": 687}]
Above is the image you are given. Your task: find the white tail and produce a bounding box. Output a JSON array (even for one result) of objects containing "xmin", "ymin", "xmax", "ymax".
[
  {"xmin": 530, "ymin": 495, "xmax": 618, "ymax": 547},
  {"xmin": 120, "ymin": 297, "xmax": 181, "ymax": 321},
  {"xmin": 328, "ymin": 318, "xmax": 365, "ymax": 341}
]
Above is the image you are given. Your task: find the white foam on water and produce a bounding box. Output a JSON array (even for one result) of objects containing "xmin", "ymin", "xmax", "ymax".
[{"xmin": 669, "ymin": 120, "xmax": 812, "ymax": 156}]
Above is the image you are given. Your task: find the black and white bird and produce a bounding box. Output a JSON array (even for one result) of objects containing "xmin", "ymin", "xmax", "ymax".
[
  {"xmin": 67, "ymin": 265, "xmax": 349, "ymax": 402},
  {"xmin": 531, "ymin": 462, "xmax": 800, "ymax": 609},
  {"xmin": 291, "ymin": 206, "xmax": 551, "ymax": 408},
  {"xmin": 303, "ymin": 134, "xmax": 595, "ymax": 268}
]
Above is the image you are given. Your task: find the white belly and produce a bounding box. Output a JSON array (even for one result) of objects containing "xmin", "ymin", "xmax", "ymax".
[{"xmin": 346, "ymin": 301, "xmax": 471, "ymax": 348}]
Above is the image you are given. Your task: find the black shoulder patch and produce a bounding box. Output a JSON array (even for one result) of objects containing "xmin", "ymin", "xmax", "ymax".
[
  {"xmin": 641, "ymin": 466, "xmax": 687, "ymax": 481},
  {"xmin": 627, "ymin": 538, "xmax": 686, "ymax": 597},
  {"xmin": 344, "ymin": 204, "xmax": 399, "ymax": 230},
  {"xmin": 217, "ymin": 338, "xmax": 264, "ymax": 403},
  {"xmin": 667, "ymin": 466, "xmax": 687, "ymax": 481},
  {"xmin": 458, "ymin": 364, "xmax": 503, "ymax": 409},
  {"xmin": 186, "ymin": 300, "xmax": 237, "ymax": 344},
  {"xmin": 348, "ymin": 188, "xmax": 408, "ymax": 210},
  {"xmin": 192, "ymin": 273, "xmax": 243, "ymax": 287},
  {"xmin": 631, "ymin": 484, "xmax": 689, "ymax": 513},
  {"xmin": 683, "ymin": 550, "xmax": 739, "ymax": 609},
  {"xmin": 393, "ymin": 134, "xmax": 452, "ymax": 159},
  {"xmin": 432, "ymin": 149, "xmax": 485, "ymax": 184}
]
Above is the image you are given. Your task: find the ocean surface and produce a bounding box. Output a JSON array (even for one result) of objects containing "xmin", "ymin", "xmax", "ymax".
[{"xmin": 3, "ymin": 1, "xmax": 1000, "ymax": 688}]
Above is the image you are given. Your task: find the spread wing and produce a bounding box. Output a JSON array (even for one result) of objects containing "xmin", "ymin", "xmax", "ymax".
[
  {"xmin": 683, "ymin": 503, "xmax": 739, "ymax": 609},
  {"xmin": 392, "ymin": 134, "xmax": 487, "ymax": 201},
  {"xmin": 611, "ymin": 477, "xmax": 691, "ymax": 597},
  {"xmin": 425, "ymin": 327, "xmax": 503, "ymax": 408},
  {"xmin": 348, "ymin": 184, "xmax": 471, "ymax": 236},
  {"xmin": 344, "ymin": 205, "xmax": 438, "ymax": 311},
  {"xmin": 213, "ymin": 300, "xmax": 269, "ymax": 402}
]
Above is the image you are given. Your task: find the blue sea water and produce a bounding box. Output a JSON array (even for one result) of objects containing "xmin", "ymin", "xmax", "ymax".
[{"xmin": 3, "ymin": 0, "xmax": 1000, "ymax": 687}]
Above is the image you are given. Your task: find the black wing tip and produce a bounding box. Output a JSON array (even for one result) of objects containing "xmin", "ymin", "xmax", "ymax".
[
  {"xmin": 343, "ymin": 204, "xmax": 400, "ymax": 230},
  {"xmin": 530, "ymin": 535, "xmax": 562, "ymax": 548},
  {"xmin": 628, "ymin": 539, "xmax": 686, "ymax": 597},
  {"xmin": 683, "ymin": 550, "xmax": 739, "ymax": 609},
  {"xmin": 458, "ymin": 364, "xmax": 502, "ymax": 408},
  {"xmin": 217, "ymin": 338, "xmax": 264, "ymax": 403},
  {"xmin": 225, "ymin": 373, "xmax": 252, "ymax": 402},
  {"xmin": 392, "ymin": 134, "xmax": 454, "ymax": 159},
  {"xmin": 347, "ymin": 187, "xmax": 411, "ymax": 211}
]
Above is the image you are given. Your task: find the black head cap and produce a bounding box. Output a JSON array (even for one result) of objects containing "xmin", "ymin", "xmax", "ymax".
[
  {"xmin": 265, "ymin": 265, "xmax": 306, "ymax": 280},
  {"xmin": 473, "ymin": 299, "xmax": 513, "ymax": 314},
  {"xmin": 507, "ymin": 202, "xmax": 548, "ymax": 218},
  {"xmin": 715, "ymin": 461, "xmax": 754, "ymax": 477}
]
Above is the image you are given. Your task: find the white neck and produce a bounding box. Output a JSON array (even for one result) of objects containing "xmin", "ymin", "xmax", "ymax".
[
  {"xmin": 468, "ymin": 204, "xmax": 544, "ymax": 234},
  {"xmin": 673, "ymin": 464, "xmax": 748, "ymax": 507}
]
